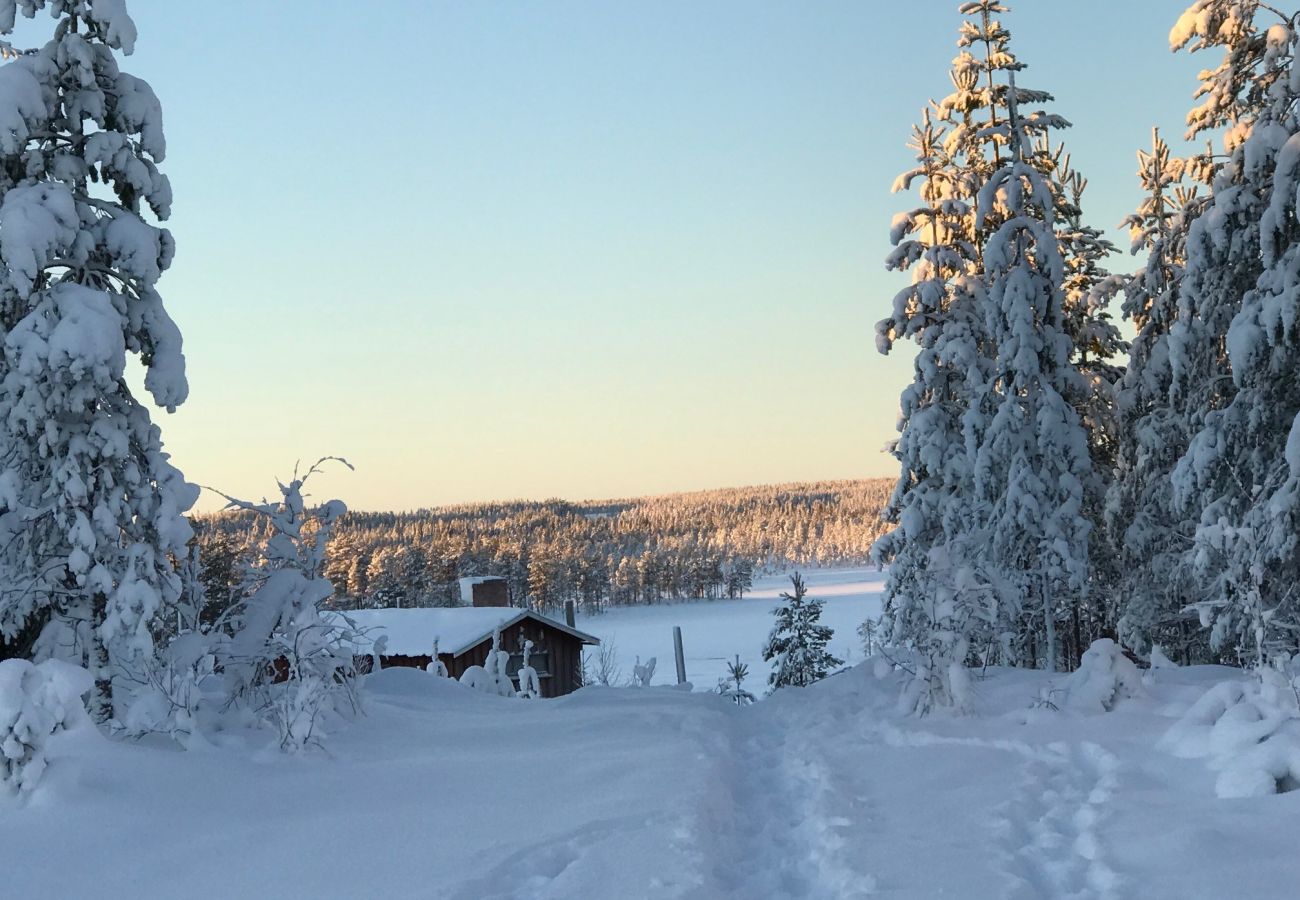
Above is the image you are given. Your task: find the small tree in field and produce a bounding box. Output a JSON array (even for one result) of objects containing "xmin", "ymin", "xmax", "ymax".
[
  {"xmin": 763, "ymin": 573, "xmax": 842, "ymax": 690},
  {"xmin": 215, "ymin": 459, "xmax": 362, "ymax": 753},
  {"xmin": 718, "ymin": 655, "xmax": 755, "ymax": 706}
]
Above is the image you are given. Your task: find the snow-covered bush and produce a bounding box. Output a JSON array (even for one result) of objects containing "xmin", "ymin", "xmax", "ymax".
[
  {"xmin": 119, "ymin": 630, "xmax": 214, "ymax": 743},
  {"xmin": 0, "ymin": 659, "xmax": 93, "ymax": 796},
  {"xmin": 881, "ymin": 546, "xmax": 1002, "ymax": 715},
  {"xmin": 424, "ymin": 637, "xmax": 448, "ymax": 678},
  {"xmin": 1142, "ymin": 644, "xmax": 1179, "ymax": 686},
  {"xmin": 1160, "ymin": 666, "xmax": 1300, "ymax": 799},
  {"xmin": 515, "ymin": 640, "xmax": 540, "ymax": 700},
  {"xmin": 632, "ymin": 655, "xmax": 657, "ymax": 687},
  {"xmin": 583, "ymin": 635, "xmax": 620, "ymax": 687},
  {"xmin": 459, "ymin": 629, "xmax": 514, "ymax": 697},
  {"xmin": 215, "ymin": 460, "xmax": 363, "ymax": 752},
  {"xmin": 1059, "ymin": 639, "xmax": 1144, "ymax": 714}
]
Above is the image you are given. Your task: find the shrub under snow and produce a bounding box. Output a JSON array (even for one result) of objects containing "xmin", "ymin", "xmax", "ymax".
[
  {"xmin": 459, "ymin": 629, "xmax": 515, "ymax": 697},
  {"xmin": 0, "ymin": 659, "xmax": 93, "ymax": 796},
  {"xmin": 1060, "ymin": 639, "xmax": 1144, "ymax": 714},
  {"xmin": 1160, "ymin": 667, "xmax": 1300, "ymax": 799}
]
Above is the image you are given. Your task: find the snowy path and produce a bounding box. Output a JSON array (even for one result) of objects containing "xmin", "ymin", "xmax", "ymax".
[
  {"xmin": 873, "ymin": 719, "xmax": 1126, "ymax": 898},
  {"xmin": 997, "ymin": 742, "xmax": 1122, "ymax": 899},
  {"xmin": 706, "ymin": 704, "xmax": 877, "ymax": 899}
]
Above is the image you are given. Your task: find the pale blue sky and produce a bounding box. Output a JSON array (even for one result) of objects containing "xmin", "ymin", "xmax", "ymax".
[{"xmin": 79, "ymin": 1, "xmax": 1203, "ymax": 510}]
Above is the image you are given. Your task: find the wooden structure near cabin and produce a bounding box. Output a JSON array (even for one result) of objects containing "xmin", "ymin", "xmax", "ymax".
[
  {"xmin": 458, "ymin": 576, "xmax": 509, "ymax": 608},
  {"xmin": 346, "ymin": 607, "xmax": 599, "ymax": 699}
]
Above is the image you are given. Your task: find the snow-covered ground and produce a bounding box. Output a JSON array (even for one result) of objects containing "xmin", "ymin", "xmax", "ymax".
[
  {"xmin": 5, "ymin": 572, "xmax": 1300, "ymax": 898},
  {"xmin": 575, "ymin": 567, "xmax": 884, "ymax": 691}
]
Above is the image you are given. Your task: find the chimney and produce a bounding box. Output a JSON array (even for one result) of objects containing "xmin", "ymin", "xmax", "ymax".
[{"xmin": 470, "ymin": 577, "xmax": 509, "ymax": 608}]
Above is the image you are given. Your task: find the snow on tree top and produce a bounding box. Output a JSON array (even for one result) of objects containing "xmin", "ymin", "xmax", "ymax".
[{"xmin": 330, "ymin": 607, "xmax": 600, "ymax": 658}]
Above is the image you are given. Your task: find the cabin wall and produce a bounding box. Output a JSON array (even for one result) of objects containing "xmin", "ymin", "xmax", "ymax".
[{"xmin": 456, "ymin": 621, "xmax": 588, "ymax": 698}]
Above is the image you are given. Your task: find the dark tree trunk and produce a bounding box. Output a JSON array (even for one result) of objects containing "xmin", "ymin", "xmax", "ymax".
[
  {"xmin": 0, "ymin": 609, "xmax": 52, "ymax": 662},
  {"xmin": 89, "ymin": 593, "xmax": 113, "ymax": 722}
]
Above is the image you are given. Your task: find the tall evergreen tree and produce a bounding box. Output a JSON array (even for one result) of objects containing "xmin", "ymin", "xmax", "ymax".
[
  {"xmin": 878, "ymin": 2, "xmax": 1121, "ymax": 687},
  {"xmin": 1105, "ymin": 130, "xmax": 1208, "ymax": 658},
  {"xmin": 873, "ymin": 105, "xmax": 992, "ymax": 701},
  {"xmin": 1043, "ymin": 149, "xmax": 1126, "ymax": 666},
  {"xmin": 971, "ymin": 74, "xmax": 1093, "ymax": 673},
  {"xmin": 1170, "ymin": 3, "xmax": 1300, "ymax": 661},
  {"xmin": 0, "ymin": 0, "xmax": 196, "ymax": 720},
  {"xmin": 873, "ymin": 2, "xmax": 1023, "ymax": 709}
]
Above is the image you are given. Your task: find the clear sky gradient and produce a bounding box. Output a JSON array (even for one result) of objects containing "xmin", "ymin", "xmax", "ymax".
[{"xmin": 83, "ymin": 1, "xmax": 1203, "ymax": 511}]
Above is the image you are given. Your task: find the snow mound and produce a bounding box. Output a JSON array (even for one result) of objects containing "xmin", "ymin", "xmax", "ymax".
[
  {"xmin": 1159, "ymin": 668, "xmax": 1300, "ymax": 798},
  {"xmin": 0, "ymin": 659, "xmax": 94, "ymax": 797},
  {"xmin": 366, "ymin": 666, "xmax": 486, "ymax": 704},
  {"xmin": 1060, "ymin": 639, "xmax": 1144, "ymax": 714}
]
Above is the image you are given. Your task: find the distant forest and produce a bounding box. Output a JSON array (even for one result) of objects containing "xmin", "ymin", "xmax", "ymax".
[{"xmin": 194, "ymin": 479, "xmax": 891, "ymax": 614}]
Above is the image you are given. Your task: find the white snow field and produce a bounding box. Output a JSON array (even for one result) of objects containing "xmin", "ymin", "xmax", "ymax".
[
  {"xmin": 575, "ymin": 567, "xmax": 885, "ymax": 691},
  {"xmin": 5, "ymin": 572, "xmax": 1300, "ymax": 899}
]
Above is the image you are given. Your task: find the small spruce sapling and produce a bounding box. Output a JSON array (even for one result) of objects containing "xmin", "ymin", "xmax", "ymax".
[
  {"xmin": 718, "ymin": 655, "xmax": 756, "ymax": 707},
  {"xmin": 763, "ymin": 573, "xmax": 842, "ymax": 691}
]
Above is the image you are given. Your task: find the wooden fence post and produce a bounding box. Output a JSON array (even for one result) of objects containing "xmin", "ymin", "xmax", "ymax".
[{"xmin": 673, "ymin": 626, "xmax": 687, "ymax": 685}]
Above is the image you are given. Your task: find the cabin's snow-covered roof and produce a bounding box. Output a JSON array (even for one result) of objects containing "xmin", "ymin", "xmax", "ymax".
[{"xmin": 334, "ymin": 607, "xmax": 599, "ymax": 658}]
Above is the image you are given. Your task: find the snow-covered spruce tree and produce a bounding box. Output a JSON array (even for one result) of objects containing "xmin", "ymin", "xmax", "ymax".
[
  {"xmin": 874, "ymin": 3, "xmax": 1023, "ymax": 701},
  {"xmin": 971, "ymin": 74, "xmax": 1092, "ymax": 673},
  {"xmin": 0, "ymin": 1, "xmax": 197, "ymax": 722},
  {"xmin": 881, "ymin": 2, "xmax": 1116, "ymax": 678},
  {"xmin": 1163, "ymin": 1, "xmax": 1272, "ymax": 609},
  {"xmin": 969, "ymin": 30, "xmax": 1125, "ymax": 669},
  {"xmin": 1171, "ymin": 5, "xmax": 1300, "ymax": 662},
  {"xmin": 216, "ymin": 460, "xmax": 362, "ymax": 752},
  {"xmin": 1104, "ymin": 130, "xmax": 1208, "ymax": 659},
  {"xmin": 763, "ymin": 573, "xmax": 842, "ymax": 690},
  {"xmin": 1050, "ymin": 155, "xmax": 1127, "ymax": 666},
  {"xmin": 873, "ymin": 103, "xmax": 994, "ymax": 707}
]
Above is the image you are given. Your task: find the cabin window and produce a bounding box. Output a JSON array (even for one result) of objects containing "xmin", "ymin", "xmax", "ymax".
[{"xmin": 507, "ymin": 648, "xmax": 550, "ymax": 678}]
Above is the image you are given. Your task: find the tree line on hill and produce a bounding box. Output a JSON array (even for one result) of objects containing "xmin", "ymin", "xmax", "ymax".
[{"xmin": 193, "ymin": 479, "xmax": 893, "ymax": 616}]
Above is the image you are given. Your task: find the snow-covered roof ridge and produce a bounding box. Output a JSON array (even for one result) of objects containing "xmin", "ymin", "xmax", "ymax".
[{"xmin": 332, "ymin": 607, "xmax": 600, "ymax": 658}]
